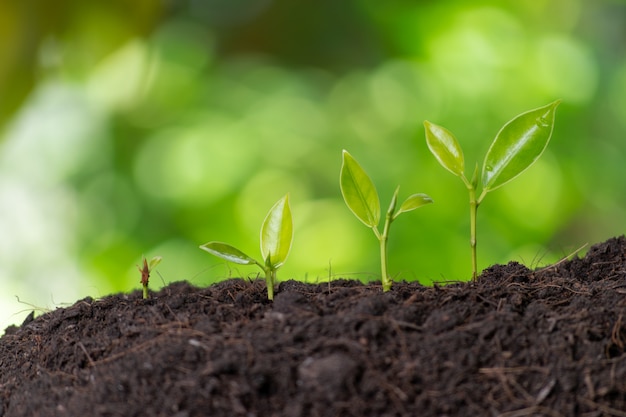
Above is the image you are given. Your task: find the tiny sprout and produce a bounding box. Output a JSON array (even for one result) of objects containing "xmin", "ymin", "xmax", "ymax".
[
  {"xmin": 200, "ymin": 194, "xmax": 293, "ymax": 300},
  {"xmin": 340, "ymin": 150, "xmax": 432, "ymax": 291},
  {"xmin": 424, "ymin": 100, "xmax": 560, "ymax": 280},
  {"xmin": 138, "ymin": 256, "xmax": 162, "ymax": 299}
]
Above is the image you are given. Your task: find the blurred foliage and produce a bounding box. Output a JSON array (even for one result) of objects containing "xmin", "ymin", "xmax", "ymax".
[{"xmin": 1, "ymin": 0, "xmax": 626, "ymax": 329}]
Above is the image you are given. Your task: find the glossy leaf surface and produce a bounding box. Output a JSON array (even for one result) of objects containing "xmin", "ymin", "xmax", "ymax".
[
  {"xmin": 260, "ymin": 194, "xmax": 293, "ymax": 269},
  {"xmin": 200, "ymin": 242, "xmax": 257, "ymax": 265},
  {"xmin": 424, "ymin": 121, "xmax": 465, "ymax": 177},
  {"xmin": 482, "ymin": 100, "xmax": 560, "ymax": 192},
  {"xmin": 340, "ymin": 150, "xmax": 380, "ymax": 228},
  {"xmin": 394, "ymin": 193, "xmax": 433, "ymax": 219}
]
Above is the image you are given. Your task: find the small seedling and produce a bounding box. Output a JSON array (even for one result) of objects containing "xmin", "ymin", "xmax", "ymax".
[
  {"xmin": 340, "ymin": 150, "xmax": 433, "ymax": 291},
  {"xmin": 424, "ymin": 100, "xmax": 560, "ymax": 281},
  {"xmin": 137, "ymin": 256, "xmax": 162, "ymax": 299},
  {"xmin": 200, "ymin": 194, "xmax": 293, "ymax": 300}
]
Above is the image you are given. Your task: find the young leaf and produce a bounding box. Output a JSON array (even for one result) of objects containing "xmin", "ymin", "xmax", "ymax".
[
  {"xmin": 393, "ymin": 193, "xmax": 433, "ymax": 219},
  {"xmin": 340, "ymin": 150, "xmax": 380, "ymax": 228},
  {"xmin": 424, "ymin": 121, "xmax": 465, "ymax": 177},
  {"xmin": 200, "ymin": 242, "xmax": 258, "ymax": 265},
  {"xmin": 470, "ymin": 162, "xmax": 479, "ymax": 189},
  {"xmin": 386, "ymin": 186, "xmax": 400, "ymax": 217},
  {"xmin": 260, "ymin": 194, "xmax": 293, "ymax": 269},
  {"xmin": 481, "ymin": 100, "xmax": 561, "ymax": 192},
  {"xmin": 148, "ymin": 256, "xmax": 162, "ymax": 271}
]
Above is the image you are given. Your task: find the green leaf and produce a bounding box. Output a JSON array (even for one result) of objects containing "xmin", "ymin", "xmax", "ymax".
[
  {"xmin": 482, "ymin": 100, "xmax": 561, "ymax": 192},
  {"xmin": 148, "ymin": 256, "xmax": 162, "ymax": 271},
  {"xmin": 470, "ymin": 162, "xmax": 479, "ymax": 189},
  {"xmin": 340, "ymin": 150, "xmax": 380, "ymax": 228},
  {"xmin": 260, "ymin": 194, "xmax": 293, "ymax": 269},
  {"xmin": 200, "ymin": 242, "xmax": 258, "ymax": 265},
  {"xmin": 386, "ymin": 186, "xmax": 400, "ymax": 217},
  {"xmin": 394, "ymin": 193, "xmax": 433, "ymax": 219},
  {"xmin": 424, "ymin": 120, "xmax": 465, "ymax": 177}
]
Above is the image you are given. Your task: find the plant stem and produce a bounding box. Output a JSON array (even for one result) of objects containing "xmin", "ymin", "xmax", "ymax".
[
  {"xmin": 379, "ymin": 190, "xmax": 397, "ymax": 292},
  {"xmin": 468, "ymin": 187, "xmax": 478, "ymax": 281},
  {"xmin": 142, "ymin": 285, "xmax": 149, "ymax": 300},
  {"xmin": 265, "ymin": 268, "xmax": 276, "ymax": 300},
  {"xmin": 379, "ymin": 229, "xmax": 391, "ymax": 291}
]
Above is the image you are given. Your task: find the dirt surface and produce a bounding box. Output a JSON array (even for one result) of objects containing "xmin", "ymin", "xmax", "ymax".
[{"xmin": 2, "ymin": 236, "xmax": 626, "ymax": 416}]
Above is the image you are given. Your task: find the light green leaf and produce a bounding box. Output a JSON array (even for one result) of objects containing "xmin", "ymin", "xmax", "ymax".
[
  {"xmin": 394, "ymin": 193, "xmax": 433, "ymax": 219},
  {"xmin": 260, "ymin": 194, "xmax": 293, "ymax": 269},
  {"xmin": 470, "ymin": 162, "xmax": 479, "ymax": 189},
  {"xmin": 340, "ymin": 150, "xmax": 380, "ymax": 228},
  {"xmin": 386, "ymin": 186, "xmax": 400, "ymax": 217},
  {"xmin": 200, "ymin": 242, "xmax": 257, "ymax": 265},
  {"xmin": 424, "ymin": 120, "xmax": 465, "ymax": 177},
  {"xmin": 148, "ymin": 256, "xmax": 162, "ymax": 271},
  {"xmin": 482, "ymin": 100, "xmax": 561, "ymax": 192}
]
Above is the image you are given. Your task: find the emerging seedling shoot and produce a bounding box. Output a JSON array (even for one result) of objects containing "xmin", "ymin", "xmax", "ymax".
[
  {"xmin": 200, "ymin": 194, "xmax": 293, "ymax": 300},
  {"xmin": 137, "ymin": 256, "xmax": 162, "ymax": 299},
  {"xmin": 340, "ymin": 150, "xmax": 433, "ymax": 291},
  {"xmin": 424, "ymin": 100, "xmax": 560, "ymax": 280}
]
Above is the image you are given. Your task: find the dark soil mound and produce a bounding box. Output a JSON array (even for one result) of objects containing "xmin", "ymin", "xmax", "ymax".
[{"xmin": 2, "ymin": 236, "xmax": 626, "ymax": 416}]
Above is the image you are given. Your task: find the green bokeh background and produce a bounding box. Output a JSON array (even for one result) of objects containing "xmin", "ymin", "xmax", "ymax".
[{"xmin": 1, "ymin": 0, "xmax": 625, "ymax": 329}]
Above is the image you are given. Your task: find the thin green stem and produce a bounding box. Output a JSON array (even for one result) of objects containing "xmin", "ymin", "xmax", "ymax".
[
  {"xmin": 468, "ymin": 187, "xmax": 478, "ymax": 281},
  {"xmin": 379, "ymin": 236, "xmax": 390, "ymax": 291},
  {"xmin": 265, "ymin": 268, "xmax": 276, "ymax": 300},
  {"xmin": 257, "ymin": 258, "xmax": 276, "ymax": 300},
  {"xmin": 379, "ymin": 190, "xmax": 398, "ymax": 292},
  {"xmin": 379, "ymin": 218, "xmax": 392, "ymax": 291},
  {"xmin": 461, "ymin": 174, "xmax": 480, "ymax": 281},
  {"xmin": 142, "ymin": 284, "xmax": 149, "ymax": 300},
  {"xmin": 372, "ymin": 226, "xmax": 389, "ymax": 291}
]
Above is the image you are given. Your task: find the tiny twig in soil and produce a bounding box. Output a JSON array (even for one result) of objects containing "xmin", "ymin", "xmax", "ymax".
[
  {"xmin": 498, "ymin": 406, "xmax": 564, "ymax": 417},
  {"xmin": 580, "ymin": 397, "xmax": 626, "ymax": 417},
  {"xmin": 77, "ymin": 342, "xmax": 95, "ymax": 367},
  {"xmin": 540, "ymin": 243, "xmax": 589, "ymax": 271}
]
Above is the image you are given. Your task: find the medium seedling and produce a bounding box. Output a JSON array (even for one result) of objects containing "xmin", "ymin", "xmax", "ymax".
[
  {"xmin": 200, "ymin": 194, "xmax": 293, "ymax": 300},
  {"xmin": 424, "ymin": 100, "xmax": 560, "ymax": 280},
  {"xmin": 137, "ymin": 256, "xmax": 162, "ymax": 299},
  {"xmin": 340, "ymin": 150, "xmax": 433, "ymax": 291}
]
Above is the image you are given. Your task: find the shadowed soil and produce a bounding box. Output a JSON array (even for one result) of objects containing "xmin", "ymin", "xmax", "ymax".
[{"xmin": 2, "ymin": 236, "xmax": 626, "ymax": 416}]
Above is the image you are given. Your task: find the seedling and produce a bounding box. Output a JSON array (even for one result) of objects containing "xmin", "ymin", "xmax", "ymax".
[
  {"xmin": 424, "ymin": 100, "xmax": 560, "ymax": 281},
  {"xmin": 200, "ymin": 194, "xmax": 293, "ymax": 300},
  {"xmin": 137, "ymin": 256, "xmax": 162, "ymax": 299},
  {"xmin": 340, "ymin": 150, "xmax": 433, "ymax": 291}
]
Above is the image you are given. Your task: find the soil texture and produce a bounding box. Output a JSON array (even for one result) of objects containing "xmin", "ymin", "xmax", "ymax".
[{"xmin": 2, "ymin": 236, "xmax": 626, "ymax": 416}]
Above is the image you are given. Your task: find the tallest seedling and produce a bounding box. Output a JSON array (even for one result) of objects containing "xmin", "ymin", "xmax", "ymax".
[{"xmin": 424, "ymin": 100, "xmax": 560, "ymax": 280}]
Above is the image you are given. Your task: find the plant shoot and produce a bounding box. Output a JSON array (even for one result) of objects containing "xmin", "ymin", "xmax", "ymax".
[
  {"xmin": 137, "ymin": 256, "xmax": 162, "ymax": 299},
  {"xmin": 424, "ymin": 100, "xmax": 560, "ymax": 280},
  {"xmin": 200, "ymin": 194, "xmax": 293, "ymax": 300},
  {"xmin": 340, "ymin": 150, "xmax": 433, "ymax": 291}
]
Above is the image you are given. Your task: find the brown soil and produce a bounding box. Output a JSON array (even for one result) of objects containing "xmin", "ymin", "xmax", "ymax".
[{"xmin": 2, "ymin": 236, "xmax": 626, "ymax": 416}]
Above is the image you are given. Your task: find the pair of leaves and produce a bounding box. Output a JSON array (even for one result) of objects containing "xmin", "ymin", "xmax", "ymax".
[
  {"xmin": 424, "ymin": 100, "xmax": 560, "ymax": 195},
  {"xmin": 200, "ymin": 194, "xmax": 293, "ymax": 270},
  {"xmin": 340, "ymin": 150, "xmax": 432, "ymax": 229}
]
